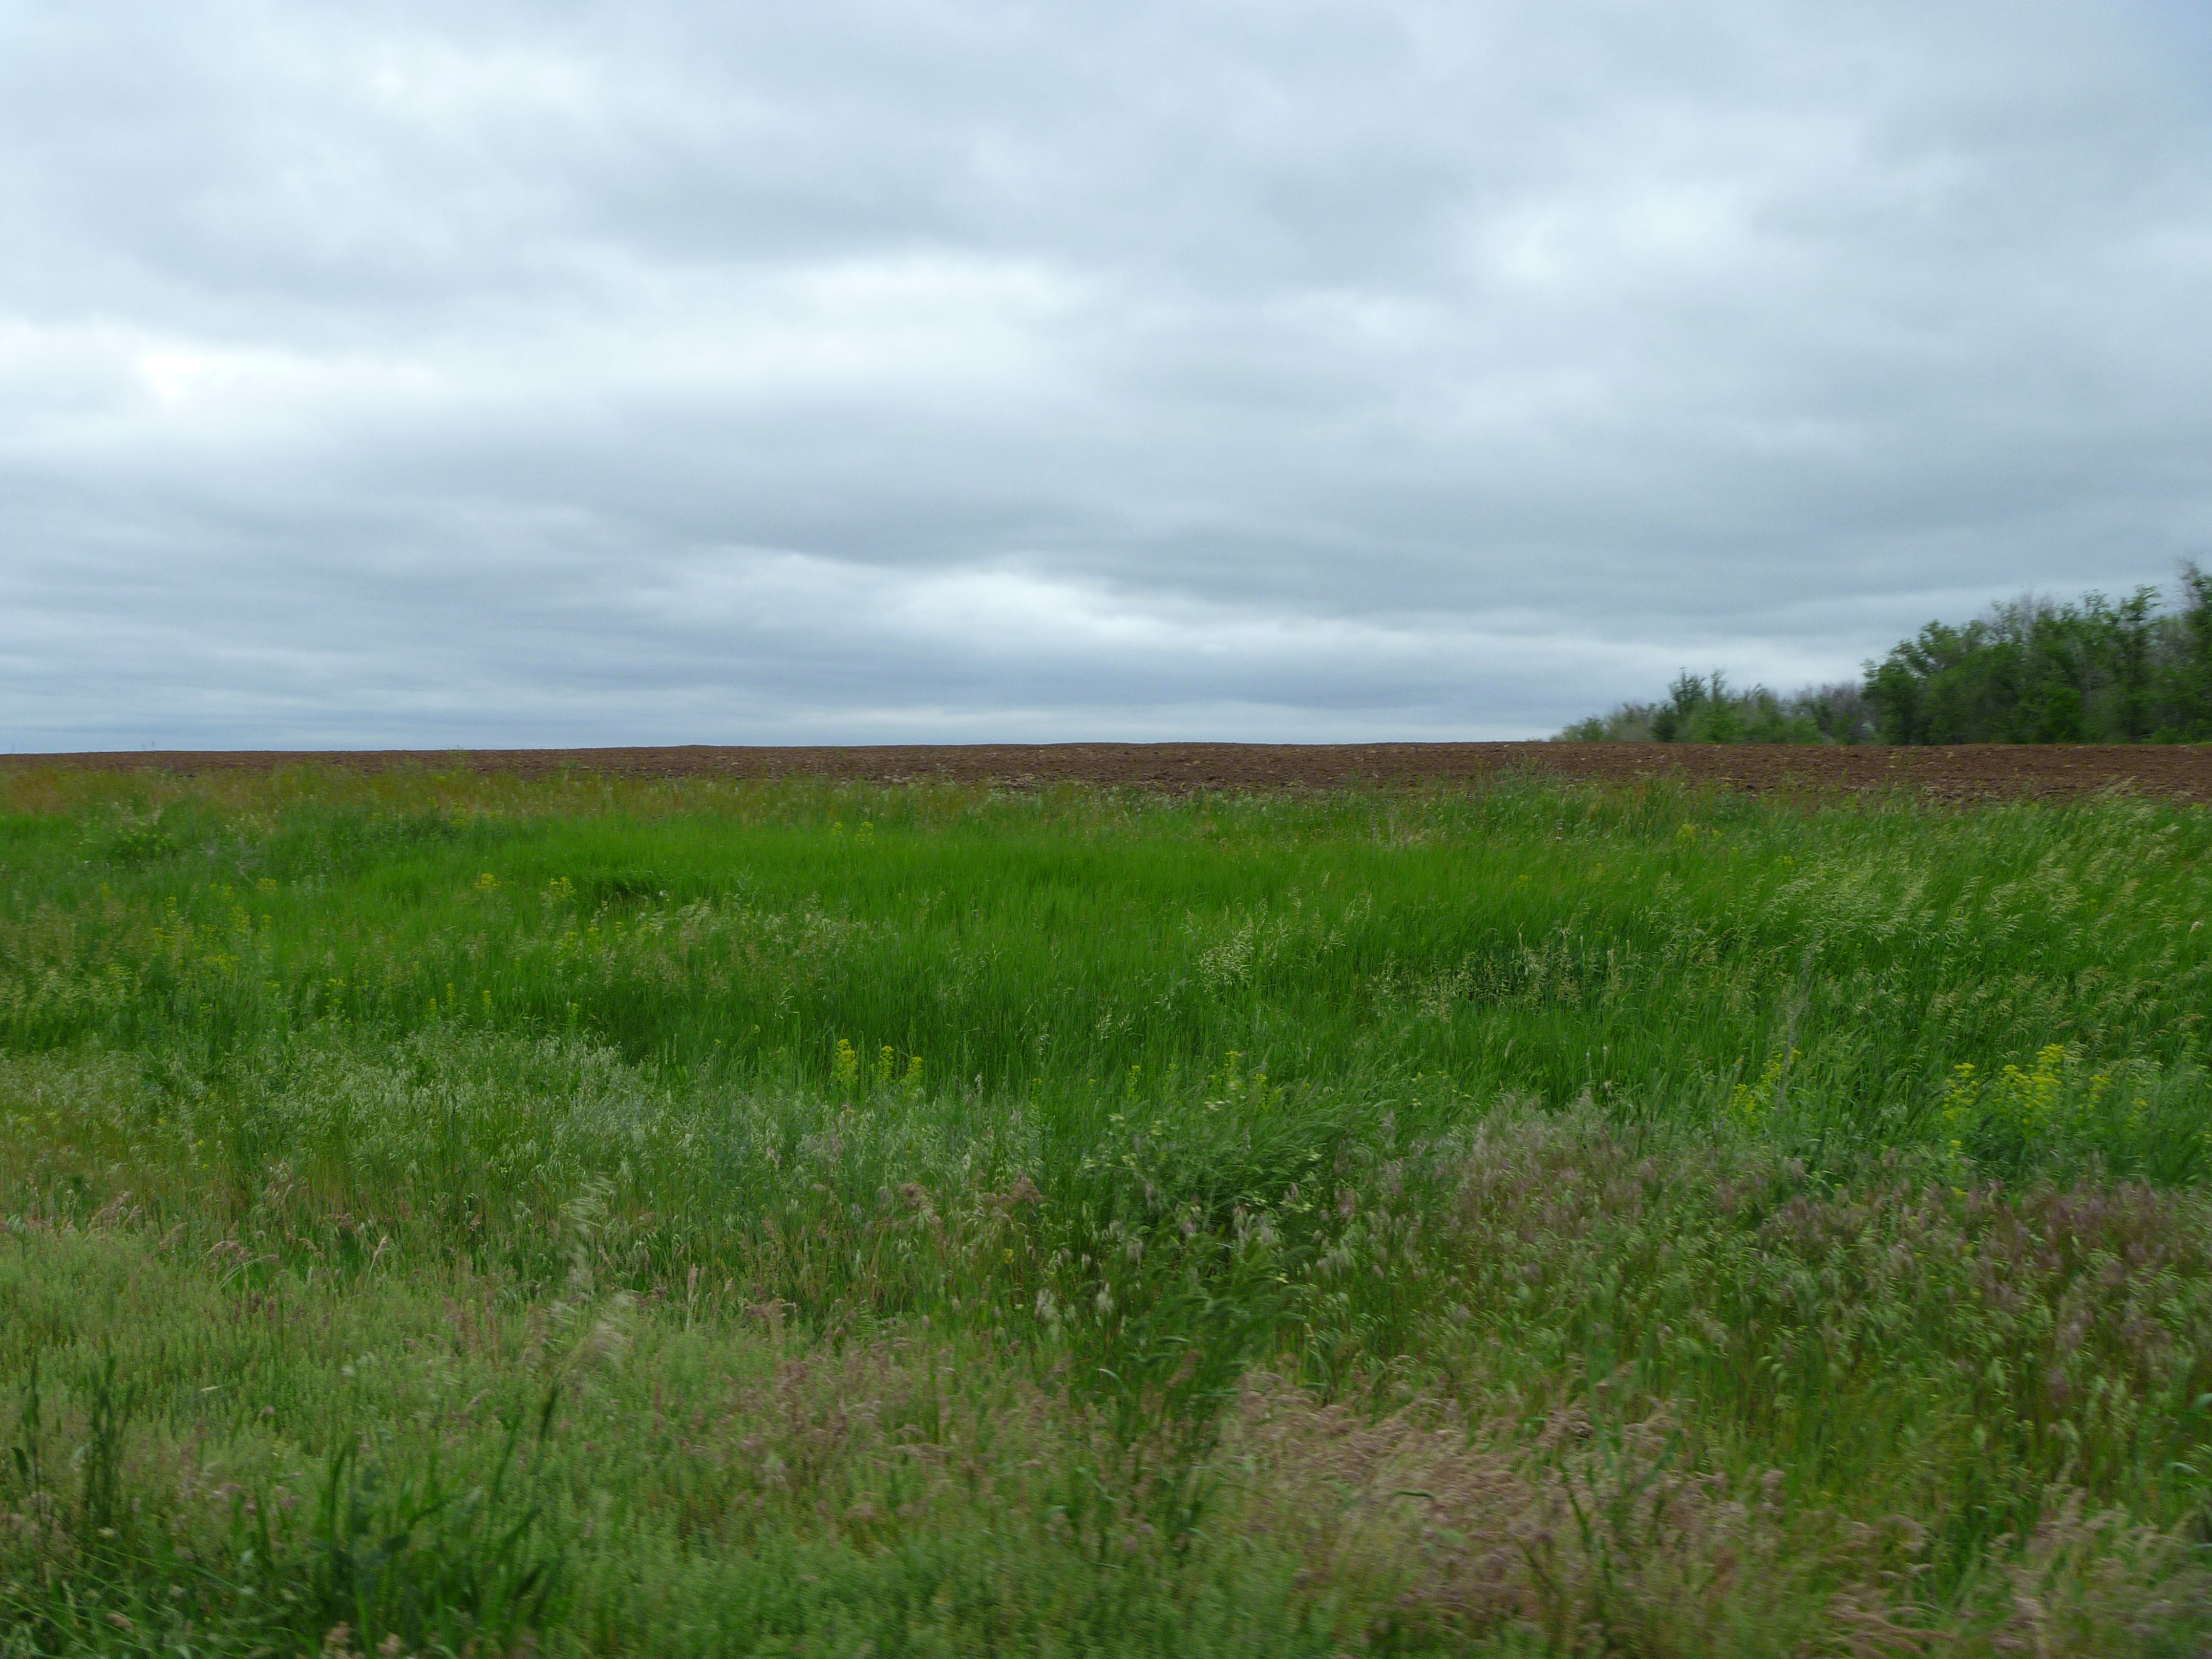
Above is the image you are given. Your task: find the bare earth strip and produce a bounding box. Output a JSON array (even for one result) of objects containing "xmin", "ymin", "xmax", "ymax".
[{"xmin": 6, "ymin": 741, "xmax": 2212, "ymax": 802}]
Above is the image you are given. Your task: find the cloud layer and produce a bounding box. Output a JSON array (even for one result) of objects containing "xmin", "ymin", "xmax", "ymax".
[{"xmin": 6, "ymin": 0, "xmax": 2210, "ymax": 747}]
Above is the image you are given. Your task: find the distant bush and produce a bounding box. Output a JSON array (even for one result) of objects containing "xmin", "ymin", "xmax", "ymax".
[
  {"xmin": 1562, "ymin": 562, "xmax": 2212, "ymax": 743},
  {"xmin": 1559, "ymin": 672, "xmax": 1875, "ymax": 745}
]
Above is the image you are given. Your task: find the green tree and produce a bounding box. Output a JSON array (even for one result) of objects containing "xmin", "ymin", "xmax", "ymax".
[{"xmin": 1575, "ymin": 563, "xmax": 2212, "ymax": 746}]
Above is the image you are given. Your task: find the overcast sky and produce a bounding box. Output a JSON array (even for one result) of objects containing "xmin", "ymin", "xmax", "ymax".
[{"xmin": 5, "ymin": 0, "xmax": 2210, "ymax": 749}]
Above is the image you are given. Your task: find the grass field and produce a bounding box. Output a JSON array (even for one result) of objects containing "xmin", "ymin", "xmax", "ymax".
[{"xmin": 3, "ymin": 764, "xmax": 2210, "ymax": 1655}]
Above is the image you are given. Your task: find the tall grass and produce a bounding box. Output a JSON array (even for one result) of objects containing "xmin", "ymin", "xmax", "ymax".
[{"xmin": 2, "ymin": 765, "xmax": 2209, "ymax": 1653}]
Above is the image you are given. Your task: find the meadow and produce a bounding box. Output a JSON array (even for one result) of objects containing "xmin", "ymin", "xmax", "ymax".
[{"xmin": 2, "ymin": 763, "xmax": 2210, "ymax": 1655}]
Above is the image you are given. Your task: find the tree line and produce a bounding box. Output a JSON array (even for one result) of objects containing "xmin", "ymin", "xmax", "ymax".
[{"xmin": 1561, "ymin": 563, "xmax": 2212, "ymax": 744}]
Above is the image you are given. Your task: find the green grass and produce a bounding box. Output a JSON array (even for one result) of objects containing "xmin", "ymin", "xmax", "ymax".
[{"xmin": 2, "ymin": 764, "xmax": 2210, "ymax": 1654}]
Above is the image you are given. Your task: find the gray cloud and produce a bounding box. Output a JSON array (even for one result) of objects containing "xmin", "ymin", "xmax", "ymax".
[{"xmin": 4, "ymin": 0, "xmax": 2209, "ymax": 747}]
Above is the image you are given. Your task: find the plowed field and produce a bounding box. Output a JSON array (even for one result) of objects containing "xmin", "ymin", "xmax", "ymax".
[{"xmin": 9, "ymin": 741, "xmax": 2212, "ymax": 801}]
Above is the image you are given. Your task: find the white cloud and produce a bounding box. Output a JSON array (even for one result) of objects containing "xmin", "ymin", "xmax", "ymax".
[{"xmin": 2, "ymin": 0, "xmax": 2208, "ymax": 747}]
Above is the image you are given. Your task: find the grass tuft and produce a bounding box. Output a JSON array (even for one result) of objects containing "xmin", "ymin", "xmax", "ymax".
[{"xmin": 0, "ymin": 768, "xmax": 2207, "ymax": 1652}]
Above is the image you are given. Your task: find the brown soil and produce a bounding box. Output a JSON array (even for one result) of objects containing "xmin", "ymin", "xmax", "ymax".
[{"xmin": 8, "ymin": 742, "xmax": 2212, "ymax": 802}]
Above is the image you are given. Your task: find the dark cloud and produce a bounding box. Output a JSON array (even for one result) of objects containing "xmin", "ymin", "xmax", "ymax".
[{"xmin": 3, "ymin": 0, "xmax": 2208, "ymax": 747}]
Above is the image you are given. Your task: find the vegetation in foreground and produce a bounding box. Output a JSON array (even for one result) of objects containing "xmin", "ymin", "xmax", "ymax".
[
  {"xmin": 1563, "ymin": 562, "xmax": 2212, "ymax": 744},
  {"xmin": 2, "ymin": 764, "xmax": 2210, "ymax": 1655}
]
